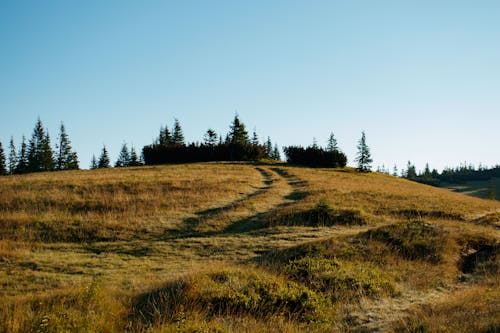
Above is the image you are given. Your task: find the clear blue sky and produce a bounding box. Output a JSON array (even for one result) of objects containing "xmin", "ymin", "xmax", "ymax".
[{"xmin": 1, "ymin": 1, "xmax": 499, "ymax": 172}]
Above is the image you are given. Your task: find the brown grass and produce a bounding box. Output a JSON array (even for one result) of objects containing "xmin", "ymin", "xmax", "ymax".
[{"xmin": 0, "ymin": 163, "xmax": 499, "ymax": 332}]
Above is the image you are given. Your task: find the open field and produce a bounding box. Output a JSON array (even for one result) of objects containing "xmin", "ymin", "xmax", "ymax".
[{"xmin": 1, "ymin": 163, "xmax": 499, "ymax": 332}]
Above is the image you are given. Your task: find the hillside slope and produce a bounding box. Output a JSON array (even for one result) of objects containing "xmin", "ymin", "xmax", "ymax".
[{"xmin": 0, "ymin": 163, "xmax": 499, "ymax": 332}]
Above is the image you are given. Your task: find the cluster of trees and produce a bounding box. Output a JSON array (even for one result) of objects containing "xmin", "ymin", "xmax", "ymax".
[
  {"xmin": 0, "ymin": 118, "xmax": 79, "ymax": 175},
  {"xmin": 90, "ymin": 143, "xmax": 142, "ymax": 169},
  {"xmin": 143, "ymin": 116, "xmax": 281, "ymax": 165}
]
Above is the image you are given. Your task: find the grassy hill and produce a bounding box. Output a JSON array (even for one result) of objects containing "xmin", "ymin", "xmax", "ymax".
[
  {"xmin": 0, "ymin": 163, "xmax": 499, "ymax": 332},
  {"xmin": 441, "ymin": 177, "xmax": 500, "ymax": 201}
]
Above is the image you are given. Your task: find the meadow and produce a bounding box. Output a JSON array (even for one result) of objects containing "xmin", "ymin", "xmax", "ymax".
[{"xmin": 0, "ymin": 162, "xmax": 499, "ymax": 332}]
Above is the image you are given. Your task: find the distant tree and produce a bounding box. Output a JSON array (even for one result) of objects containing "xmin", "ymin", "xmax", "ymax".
[
  {"xmin": 204, "ymin": 129, "xmax": 218, "ymax": 146},
  {"xmin": 265, "ymin": 137, "xmax": 273, "ymax": 158},
  {"xmin": 97, "ymin": 145, "xmax": 110, "ymax": 168},
  {"xmin": 158, "ymin": 125, "xmax": 172, "ymax": 145},
  {"xmin": 355, "ymin": 131, "xmax": 372, "ymax": 172},
  {"xmin": 423, "ymin": 163, "xmax": 431, "ymax": 179},
  {"xmin": 272, "ymin": 144, "xmax": 281, "ymax": 161},
  {"xmin": 55, "ymin": 122, "xmax": 79, "ymax": 170},
  {"xmin": 252, "ymin": 128, "xmax": 259, "ymax": 146},
  {"xmin": 27, "ymin": 118, "xmax": 54, "ymax": 172},
  {"xmin": 171, "ymin": 119, "xmax": 185, "ymax": 145},
  {"xmin": 0, "ymin": 140, "xmax": 6, "ymax": 175},
  {"xmin": 326, "ymin": 132, "xmax": 338, "ymax": 152},
  {"xmin": 8, "ymin": 137, "xmax": 17, "ymax": 175},
  {"xmin": 405, "ymin": 161, "xmax": 417, "ymax": 179},
  {"xmin": 115, "ymin": 143, "xmax": 130, "ymax": 167},
  {"xmin": 228, "ymin": 115, "xmax": 249, "ymax": 145},
  {"xmin": 90, "ymin": 154, "xmax": 98, "ymax": 170},
  {"xmin": 311, "ymin": 137, "xmax": 319, "ymax": 149},
  {"xmin": 392, "ymin": 164, "xmax": 398, "ymax": 177},
  {"xmin": 129, "ymin": 146, "xmax": 141, "ymax": 166},
  {"xmin": 15, "ymin": 136, "xmax": 28, "ymax": 174}
]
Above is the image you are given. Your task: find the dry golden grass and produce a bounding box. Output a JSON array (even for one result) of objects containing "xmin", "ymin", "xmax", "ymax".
[{"xmin": 0, "ymin": 163, "xmax": 499, "ymax": 332}]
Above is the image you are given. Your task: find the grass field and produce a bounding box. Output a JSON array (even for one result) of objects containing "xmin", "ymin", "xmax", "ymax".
[{"xmin": 0, "ymin": 163, "xmax": 499, "ymax": 332}]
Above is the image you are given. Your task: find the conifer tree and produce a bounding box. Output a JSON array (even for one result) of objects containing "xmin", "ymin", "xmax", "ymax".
[
  {"xmin": 90, "ymin": 155, "xmax": 98, "ymax": 170},
  {"xmin": 355, "ymin": 131, "xmax": 372, "ymax": 172},
  {"xmin": 272, "ymin": 144, "xmax": 281, "ymax": 161},
  {"xmin": 27, "ymin": 118, "xmax": 54, "ymax": 172},
  {"xmin": 115, "ymin": 143, "xmax": 130, "ymax": 167},
  {"xmin": 392, "ymin": 164, "xmax": 398, "ymax": 177},
  {"xmin": 40, "ymin": 132, "xmax": 55, "ymax": 171},
  {"xmin": 97, "ymin": 145, "xmax": 110, "ymax": 168},
  {"xmin": 8, "ymin": 137, "xmax": 17, "ymax": 175},
  {"xmin": 203, "ymin": 129, "xmax": 218, "ymax": 146},
  {"xmin": 326, "ymin": 132, "xmax": 338, "ymax": 152},
  {"xmin": 159, "ymin": 125, "xmax": 172, "ymax": 145},
  {"xmin": 15, "ymin": 136, "xmax": 28, "ymax": 174},
  {"xmin": 129, "ymin": 146, "xmax": 141, "ymax": 166},
  {"xmin": 0, "ymin": 141, "xmax": 6, "ymax": 176},
  {"xmin": 311, "ymin": 137, "xmax": 319, "ymax": 149},
  {"xmin": 171, "ymin": 119, "xmax": 185, "ymax": 145},
  {"xmin": 265, "ymin": 137, "xmax": 272, "ymax": 158},
  {"xmin": 55, "ymin": 123, "xmax": 79, "ymax": 170},
  {"xmin": 252, "ymin": 128, "xmax": 259, "ymax": 146},
  {"xmin": 228, "ymin": 115, "xmax": 249, "ymax": 145}
]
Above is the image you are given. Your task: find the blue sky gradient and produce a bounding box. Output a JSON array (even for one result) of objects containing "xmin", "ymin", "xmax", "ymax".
[{"xmin": 1, "ymin": 1, "xmax": 499, "ymax": 171}]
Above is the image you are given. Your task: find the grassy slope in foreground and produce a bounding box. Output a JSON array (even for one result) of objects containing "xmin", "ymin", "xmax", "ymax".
[{"xmin": 0, "ymin": 163, "xmax": 499, "ymax": 332}]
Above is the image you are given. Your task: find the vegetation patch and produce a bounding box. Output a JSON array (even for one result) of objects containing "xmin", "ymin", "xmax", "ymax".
[
  {"xmin": 459, "ymin": 236, "xmax": 499, "ymax": 277},
  {"xmin": 269, "ymin": 200, "xmax": 367, "ymax": 227},
  {"xmin": 385, "ymin": 208, "xmax": 465, "ymax": 221},
  {"xmin": 471, "ymin": 212, "xmax": 500, "ymax": 228},
  {"xmin": 132, "ymin": 266, "xmax": 331, "ymax": 327},
  {"xmin": 363, "ymin": 221, "xmax": 449, "ymax": 263}
]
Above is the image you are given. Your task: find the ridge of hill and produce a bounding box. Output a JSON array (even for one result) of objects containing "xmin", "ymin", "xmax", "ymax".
[{"xmin": 0, "ymin": 163, "xmax": 499, "ymax": 332}]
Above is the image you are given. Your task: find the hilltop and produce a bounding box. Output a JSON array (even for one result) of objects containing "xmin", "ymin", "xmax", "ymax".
[{"xmin": 0, "ymin": 163, "xmax": 499, "ymax": 332}]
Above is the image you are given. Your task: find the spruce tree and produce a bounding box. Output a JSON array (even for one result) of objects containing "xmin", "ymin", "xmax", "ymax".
[
  {"xmin": 171, "ymin": 119, "xmax": 185, "ymax": 145},
  {"xmin": 8, "ymin": 137, "xmax": 17, "ymax": 175},
  {"xmin": 265, "ymin": 137, "xmax": 272, "ymax": 158},
  {"xmin": 129, "ymin": 146, "xmax": 141, "ymax": 166},
  {"xmin": 55, "ymin": 123, "xmax": 79, "ymax": 170},
  {"xmin": 228, "ymin": 115, "xmax": 249, "ymax": 145},
  {"xmin": 90, "ymin": 155, "xmax": 98, "ymax": 170},
  {"xmin": 159, "ymin": 125, "xmax": 172, "ymax": 145},
  {"xmin": 15, "ymin": 136, "xmax": 28, "ymax": 174},
  {"xmin": 204, "ymin": 129, "xmax": 218, "ymax": 146},
  {"xmin": 355, "ymin": 131, "xmax": 373, "ymax": 172},
  {"xmin": 326, "ymin": 132, "xmax": 338, "ymax": 152},
  {"xmin": 272, "ymin": 144, "xmax": 281, "ymax": 161},
  {"xmin": 115, "ymin": 143, "xmax": 130, "ymax": 167},
  {"xmin": 252, "ymin": 128, "xmax": 259, "ymax": 146},
  {"xmin": 97, "ymin": 145, "xmax": 110, "ymax": 168},
  {"xmin": 26, "ymin": 118, "xmax": 54, "ymax": 172},
  {"xmin": 0, "ymin": 140, "xmax": 6, "ymax": 175},
  {"xmin": 40, "ymin": 132, "xmax": 55, "ymax": 171}
]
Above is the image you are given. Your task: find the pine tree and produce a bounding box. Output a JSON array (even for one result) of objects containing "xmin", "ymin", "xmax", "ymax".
[
  {"xmin": 228, "ymin": 115, "xmax": 249, "ymax": 145},
  {"xmin": 171, "ymin": 119, "xmax": 185, "ymax": 145},
  {"xmin": 265, "ymin": 137, "xmax": 273, "ymax": 158},
  {"xmin": 8, "ymin": 137, "xmax": 17, "ymax": 175},
  {"xmin": 129, "ymin": 146, "xmax": 141, "ymax": 166},
  {"xmin": 252, "ymin": 128, "xmax": 259, "ymax": 146},
  {"xmin": 326, "ymin": 132, "xmax": 338, "ymax": 152},
  {"xmin": 159, "ymin": 125, "xmax": 172, "ymax": 145},
  {"xmin": 55, "ymin": 123, "xmax": 79, "ymax": 170},
  {"xmin": 423, "ymin": 163, "xmax": 431, "ymax": 179},
  {"xmin": 311, "ymin": 137, "xmax": 319, "ymax": 149},
  {"xmin": 15, "ymin": 136, "xmax": 28, "ymax": 174},
  {"xmin": 97, "ymin": 145, "xmax": 110, "ymax": 168},
  {"xmin": 392, "ymin": 164, "xmax": 398, "ymax": 177},
  {"xmin": 405, "ymin": 161, "xmax": 417, "ymax": 179},
  {"xmin": 355, "ymin": 131, "xmax": 373, "ymax": 172},
  {"xmin": 90, "ymin": 155, "xmax": 98, "ymax": 170},
  {"xmin": 115, "ymin": 143, "xmax": 130, "ymax": 167},
  {"xmin": 0, "ymin": 140, "xmax": 6, "ymax": 175},
  {"xmin": 272, "ymin": 144, "xmax": 281, "ymax": 161},
  {"xmin": 27, "ymin": 118, "xmax": 54, "ymax": 172},
  {"xmin": 204, "ymin": 129, "xmax": 218, "ymax": 146}
]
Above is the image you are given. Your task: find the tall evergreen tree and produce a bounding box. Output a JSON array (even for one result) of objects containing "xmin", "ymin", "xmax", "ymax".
[
  {"xmin": 0, "ymin": 140, "xmax": 6, "ymax": 175},
  {"xmin": 115, "ymin": 143, "xmax": 130, "ymax": 167},
  {"xmin": 204, "ymin": 129, "xmax": 218, "ymax": 146},
  {"xmin": 90, "ymin": 154, "xmax": 98, "ymax": 170},
  {"xmin": 272, "ymin": 144, "xmax": 281, "ymax": 161},
  {"xmin": 97, "ymin": 145, "xmax": 110, "ymax": 168},
  {"xmin": 55, "ymin": 123, "xmax": 79, "ymax": 170},
  {"xmin": 405, "ymin": 161, "xmax": 417, "ymax": 179},
  {"xmin": 228, "ymin": 115, "xmax": 249, "ymax": 145},
  {"xmin": 171, "ymin": 119, "xmax": 185, "ymax": 145},
  {"xmin": 8, "ymin": 137, "xmax": 17, "ymax": 175},
  {"xmin": 129, "ymin": 146, "xmax": 141, "ymax": 166},
  {"xmin": 27, "ymin": 118, "xmax": 54, "ymax": 172},
  {"xmin": 252, "ymin": 128, "xmax": 259, "ymax": 146},
  {"xmin": 326, "ymin": 132, "xmax": 339, "ymax": 152},
  {"xmin": 15, "ymin": 136, "xmax": 28, "ymax": 174},
  {"xmin": 392, "ymin": 164, "xmax": 398, "ymax": 177},
  {"xmin": 265, "ymin": 137, "xmax": 273, "ymax": 158},
  {"xmin": 355, "ymin": 131, "xmax": 372, "ymax": 172},
  {"xmin": 158, "ymin": 125, "xmax": 172, "ymax": 145}
]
